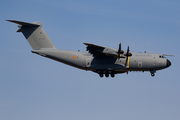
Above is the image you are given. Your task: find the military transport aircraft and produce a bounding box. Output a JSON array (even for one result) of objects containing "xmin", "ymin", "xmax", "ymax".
[{"xmin": 7, "ymin": 20, "xmax": 172, "ymax": 78}]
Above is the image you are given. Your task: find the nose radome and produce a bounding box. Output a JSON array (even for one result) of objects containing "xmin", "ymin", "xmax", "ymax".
[{"xmin": 166, "ymin": 59, "xmax": 171, "ymax": 67}]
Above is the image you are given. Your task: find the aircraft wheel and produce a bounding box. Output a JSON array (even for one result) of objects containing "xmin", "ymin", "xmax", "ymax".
[
  {"xmin": 111, "ymin": 73, "xmax": 115, "ymax": 78},
  {"xmin": 151, "ymin": 73, "xmax": 155, "ymax": 77},
  {"xmin": 99, "ymin": 73, "xmax": 103, "ymax": 78},
  {"xmin": 105, "ymin": 73, "xmax": 109, "ymax": 78}
]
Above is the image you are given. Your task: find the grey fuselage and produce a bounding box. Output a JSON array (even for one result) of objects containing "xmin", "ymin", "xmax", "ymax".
[{"xmin": 32, "ymin": 48, "xmax": 170, "ymax": 74}]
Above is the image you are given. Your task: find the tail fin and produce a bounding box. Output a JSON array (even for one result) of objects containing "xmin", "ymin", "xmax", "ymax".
[{"xmin": 7, "ymin": 20, "xmax": 56, "ymax": 50}]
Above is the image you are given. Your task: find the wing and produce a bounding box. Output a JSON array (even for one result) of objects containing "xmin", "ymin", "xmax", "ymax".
[
  {"xmin": 84, "ymin": 43, "xmax": 105, "ymax": 54},
  {"xmin": 84, "ymin": 43, "xmax": 118, "ymax": 57}
]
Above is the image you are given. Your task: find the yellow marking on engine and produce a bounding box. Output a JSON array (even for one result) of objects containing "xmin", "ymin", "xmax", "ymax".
[{"xmin": 127, "ymin": 56, "xmax": 129, "ymax": 68}]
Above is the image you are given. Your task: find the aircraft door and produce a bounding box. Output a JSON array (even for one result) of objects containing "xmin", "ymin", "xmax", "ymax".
[
  {"xmin": 86, "ymin": 58, "xmax": 91, "ymax": 67},
  {"xmin": 138, "ymin": 62, "xmax": 142, "ymax": 68}
]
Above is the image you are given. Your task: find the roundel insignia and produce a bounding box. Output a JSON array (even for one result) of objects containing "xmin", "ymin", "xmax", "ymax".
[{"xmin": 73, "ymin": 56, "xmax": 76, "ymax": 59}]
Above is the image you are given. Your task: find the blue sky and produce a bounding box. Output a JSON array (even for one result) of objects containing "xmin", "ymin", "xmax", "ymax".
[{"xmin": 1, "ymin": 0, "xmax": 180, "ymax": 120}]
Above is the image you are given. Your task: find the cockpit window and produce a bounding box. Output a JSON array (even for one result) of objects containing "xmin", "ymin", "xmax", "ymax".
[{"xmin": 159, "ymin": 55, "xmax": 165, "ymax": 58}]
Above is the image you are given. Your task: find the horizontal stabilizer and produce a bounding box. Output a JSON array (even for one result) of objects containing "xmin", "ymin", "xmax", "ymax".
[{"xmin": 6, "ymin": 20, "xmax": 40, "ymax": 26}]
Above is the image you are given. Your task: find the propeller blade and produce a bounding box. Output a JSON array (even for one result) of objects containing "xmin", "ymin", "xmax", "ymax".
[
  {"xmin": 117, "ymin": 42, "xmax": 124, "ymax": 59},
  {"xmin": 125, "ymin": 46, "xmax": 132, "ymax": 57},
  {"xmin": 127, "ymin": 46, "xmax": 129, "ymax": 55},
  {"xmin": 125, "ymin": 46, "xmax": 131, "ymax": 68},
  {"xmin": 118, "ymin": 43, "xmax": 121, "ymax": 54}
]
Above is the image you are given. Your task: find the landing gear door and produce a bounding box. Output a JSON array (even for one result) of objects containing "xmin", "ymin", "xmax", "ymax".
[{"xmin": 86, "ymin": 58, "xmax": 91, "ymax": 67}]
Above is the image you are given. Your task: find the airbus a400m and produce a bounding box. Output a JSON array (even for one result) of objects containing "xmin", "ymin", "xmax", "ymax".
[{"xmin": 7, "ymin": 20, "xmax": 172, "ymax": 78}]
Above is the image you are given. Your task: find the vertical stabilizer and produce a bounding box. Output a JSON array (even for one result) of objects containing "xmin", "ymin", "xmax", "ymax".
[{"xmin": 7, "ymin": 20, "xmax": 56, "ymax": 50}]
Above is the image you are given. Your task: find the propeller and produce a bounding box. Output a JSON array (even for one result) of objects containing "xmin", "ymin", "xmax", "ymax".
[
  {"xmin": 125, "ymin": 46, "xmax": 132, "ymax": 57},
  {"xmin": 125, "ymin": 46, "xmax": 132, "ymax": 68},
  {"xmin": 117, "ymin": 42, "xmax": 124, "ymax": 59}
]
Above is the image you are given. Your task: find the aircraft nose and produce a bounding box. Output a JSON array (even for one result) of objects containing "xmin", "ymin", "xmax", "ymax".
[{"xmin": 166, "ymin": 59, "xmax": 171, "ymax": 67}]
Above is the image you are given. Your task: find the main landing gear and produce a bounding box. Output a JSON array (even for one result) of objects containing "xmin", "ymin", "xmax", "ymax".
[{"xmin": 98, "ymin": 71, "xmax": 115, "ymax": 78}]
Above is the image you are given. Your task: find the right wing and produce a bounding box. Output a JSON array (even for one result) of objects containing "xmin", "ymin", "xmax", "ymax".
[
  {"xmin": 84, "ymin": 43, "xmax": 105, "ymax": 55},
  {"xmin": 84, "ymin": 43, "xmax": 120, "ymax": 57}
]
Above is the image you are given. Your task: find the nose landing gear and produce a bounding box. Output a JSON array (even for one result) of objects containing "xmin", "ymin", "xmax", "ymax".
[
  {"xmin": 151, "ymin": 73, "xmax": 155, "ymax": 77},
  {"xmin": 150, "ymin": 70, "xmax": 156, "ymax": 77}
]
